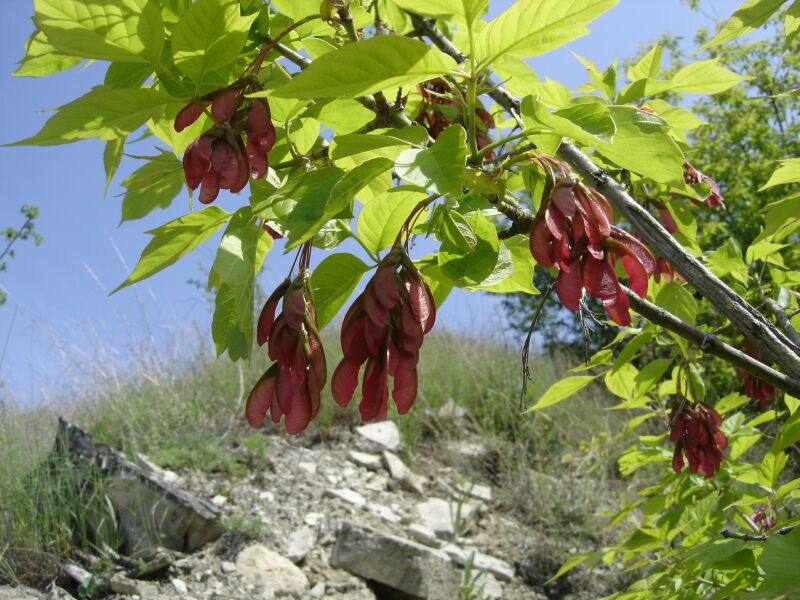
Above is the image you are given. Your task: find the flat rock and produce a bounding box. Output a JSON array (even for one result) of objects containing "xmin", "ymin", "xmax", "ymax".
[
  {"xmin": 236, "ymin": 544, "xmax": 308, "ymax": 597},
  {"xmin": 286, "ymin": 526, "xmax": 315, "ymax": 563},
  {"xmin": 355, "ymin": 422, "xmax": 401, "ymax": 451},
  {"xmin": 331, "ymin": 521, "xmax": 462, "ymax": 600},
  {"xmin": 348, "ymin": 451, "xmax": 382, "ymax": 471},
  {"xmin": 437, "ymin": 398, "xmax": 467, "ymax": 419},
  {"xmin": 324, "ymin": 487, "xmax": 366, "ymax": 508},
  {"xmin": 110, "ymin": 573, "xmax": 140, "ymax": 596},
  {"xmin": 366, "ymin": 502, "xmax": 402, "ymax": 524},
  {"xmin": 440, "ymin": 544, "xmax": 515, "ymax": 581},
  {"xmin": 170, "ymin": 578, "xmax": 189, "ymax": 595},
  {"xmin": 48, "ymin": 419, "xmax": 222, "ymax": 555},
  {"xmin": 415, "ymin": 497, "xmax": 480, "ymax": 538},
  {"xmin": 457, "ymin": 481, "xmax": 493, "ymax": 502},
  {"xmin": 382, "ymin": 451, "xmax": 425, "ymax": 494},
  {"xmin": 407, "ymin": 523, "xmax": 441, "ymax": 548}
]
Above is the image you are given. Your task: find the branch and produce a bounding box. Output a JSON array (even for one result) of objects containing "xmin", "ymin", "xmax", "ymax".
[
  {"xmin": 721, "ymin": 523, "xmax": 800, "ymax": 542},
  {"xmin": 410, "ymin": 14, "xmax": 800, "ymax": 380},
  {"xmin": 763, "ymin": 297, "xmax": 800, "ymax": 349},
  {"xmin": 624, "ymin": 287, "xmax": 800, "ymax": 397}
]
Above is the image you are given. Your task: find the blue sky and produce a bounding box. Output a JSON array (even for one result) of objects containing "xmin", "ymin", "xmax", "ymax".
[{"xmin": 0, "ymin": 0, "xmax": 710, "ymax": 405}]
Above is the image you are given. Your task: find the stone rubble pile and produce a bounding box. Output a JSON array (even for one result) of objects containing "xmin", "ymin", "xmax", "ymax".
[{"xmin": 2, "ymin": 419, "xmax": 552, "ymax": 599}]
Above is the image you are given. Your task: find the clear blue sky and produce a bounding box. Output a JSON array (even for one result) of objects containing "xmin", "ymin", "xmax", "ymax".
[{"xmin": 0, "ymin": 0, "xmax": 711, "ymax": 405}]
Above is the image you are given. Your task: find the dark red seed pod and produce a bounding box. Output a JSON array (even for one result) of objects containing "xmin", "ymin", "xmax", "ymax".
[
  {"xmin": 247, "ymin": 138, "xmax": 269, "ymax": 179},
  {"xmin": 404, "ymin": 276, "xmax": 436, "ymax": 334},
  {"xmin": 360, "ymin": 354, "xmax": 390, "ymax": 422},
  {"xmin": 174, "ymin": 101, "xmax": 205, "ymax": 133},
  {"xmin": 229, "ymin": 136, "xmax": 250, "ymax": 193},
  {"xmin": 199, "ymin": 169, "xmax": 221, "ymax": 204},
  {"xmin": 282, "ymin": 280, "xmax": 307, "ymax": 330},
  {"xmin": 211, "ymin": 87, "xmax": 239, "ymax": 123},
  {"xmin": 363, "ymin": 285, "xmax": 391, "ymax": 328},
  {"xmin": 183, "ymin": 135, "xmax": 213, "ymax": 190},
  {"xmin": 332, "ymin": 357, "xmax": 361, "ymax": 407},
  {"xmin": 245, "ymin": 363, "xmax": 279, "ymax": 427},
  {"xmin": 556, "ymin": 261, "xmax": 582, "ymax": 311},
  {"xmin": 529, "ymin": 217, "xmax": 556, "ymax": 268},
  {"xmin": 392, "ymin": 360, "xmax": 418, "ymax": 415},
  {"xmin": 257, "ymin": 279, "xmax": 290, "ymax": 346},
  {"xmin": 246, "ymin": 98, "xmax": 273, "ymax": 139},
  {"xmin": 602, "ymin": 286, "xmax": 631, "ymax": 326},
  {"xmin": 371, "ymin": 267, "xmax": 401, "ymax": 309},
  {"xmin": 550, "ymin": 184, "xmax": 577, "ymax": 218},
  {"xmin": 581, "ymin": 255, "xmax": 618, "ymax": 301}
]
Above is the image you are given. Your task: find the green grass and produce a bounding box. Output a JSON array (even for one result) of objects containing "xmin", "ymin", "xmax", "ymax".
[{"xmin": 0, "ymin": 323, "xmax": 636, "ymax": 589}]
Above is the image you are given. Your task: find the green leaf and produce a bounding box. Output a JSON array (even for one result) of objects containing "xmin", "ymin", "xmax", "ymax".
[
  {"xmin": 706, "ymin": 238, "xmax": 746, "ymax": 281},
  {"xmin": 327, "ymin": 157, "xmax": 394, "ymax": 213},
  {"xmin": 311, "ymin": 254, "xmax": 371, "ymax": 329},
  {"xmin": 700, "ymin": 0, "xmax": 788, "ymax": 50},
  {"xmin": 670, "ymin": 59, "xmax": 748, "ymax": 95},
  {"xmin": 395, "ymin": 125, "xmax": 468, "ymax": 196},
  {"xmin": 209, "ymin": 209, "xmax": 271, "ymax": 361},
  {"xmin": 475, "ymin": 0, "xmax": 619, "ymax": 66},
  {"xmin": 9, "ymin": 86, "xmax": 172, "ymax": 146},
  {"xmin": 634, "ymin": 358, "xmax": 672, "ymax": 398},
  {"xmin": 34, "ymin": 0, "xmax": 164, "ymax": 63},
  {"xmin": 758, "ymin": 529, "xmax": 800, "ymax": 594},
  {"xmin": 527, "ymin": 375, "xmax": 598, "ymax": 411},
  {"xmin": 605, "ymin": 363, "xmax": 638, "ymax": 399},
  {"xmin": 655, "ymin": 282, "xmax": 698, "ymax": 325},
  {"xmin": 593, "ymin": 106, "xmax": 685, "ymax": 184},
  {"xmin": 13, "ymin": 30, "xmax": 82, "ymax": 77},
  {"xmin": 521, "ymin": 96, "xmax": 616, "ymax": 146},
  {"xmin": 687, "ymin": 364, "xmax": 706, "ymax": 404},
  {"xmin": 477, "ymin": 235, "xmax": 538, "ymax": 295},
  {"xmin": 786, "ymin": 0, "xmax": 800, "ymax": 41},
  {"xmin": 440, "ymin": 208, "xmax": 477, "ymax": 253},
  {"xmin": 120, "ymin": 151, "xmax": 185, "ymax": 223},
  {"xmin": 172, "ymin": 0, "xmax": 257, "ymax": 83},
  {"xmin": 390, "ymin": 0, "xmax": 489, "ymax": 25},
  {"xmin": 331, "ymin": 126, "xmax": 429, "ymax": 161},
  {"xmin": 104, "ymin": 61, "xmax": 153, "ymax": 89},
  {"xmin": 760, "ymin": 158, "xmax": 800, "ymax": 190},
  {"xmin": 438, "ymin": 211, "xmax": 501, "ymax": 286},
  {"xmin": 272, "ymin": 36, "xmax": 457, "ymax": 99},
  {"xmin": 758, "ymin": 450, "xmax": 788, "ymax": 490},
  {"xmin": 114, "ymin": 206, "xmax": 231, "ymax": 292},
  {"xmin": 627, "ymin": 44, "xmax": 662, "ymax": 81},
  {"xmin": 103, "ymin": 137, "xmax": 124, "ymax": 194},
  {"xmin": 259, "ymin": 168, "xmax": 345, "ymax": 251},
  {"xmin": 357, "ymin": 188, "xmax": 429, "ymax": 254}
]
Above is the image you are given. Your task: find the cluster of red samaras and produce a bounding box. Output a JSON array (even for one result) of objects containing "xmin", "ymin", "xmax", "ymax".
[
  {"xmin": 245, "ymin": 261, "xmax": 326, "ymax": 435},
  {"xmin": 529, "ymin": 158, "xmax": 656, "ymax": 326},
  {"xmin": 416, "ymin": 79, "xmax": 496, "ymax": 158},
  {"xmin": 174, "ymin": 79, "xmax": 276, "ymax": 204},
  {"xmin": 332, "ymin": 248, "xmax": 436, "ymax": 421},
  {"xmin": 669, "ymin": 403, "xmax": 728, "ymax": 478},
  {"xmin": 736, "ymin": 347, "xmax": 777, "ymax": 409},
  {"xmin": 246, "ymin": 244, "xmax": 436, "ymax": 435}
]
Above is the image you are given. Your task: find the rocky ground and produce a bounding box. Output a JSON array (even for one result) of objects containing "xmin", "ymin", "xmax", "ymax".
[{"xmin": 1, "ymin": 418, "xmax": 618, "ymax": 600}]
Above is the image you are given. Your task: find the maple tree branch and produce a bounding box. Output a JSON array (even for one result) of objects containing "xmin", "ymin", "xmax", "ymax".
[
  {"xmin": 721, "ymin": 523, "xmax": 800, "ymax": 542},
  {"xmin": 410, "ymin": 14, "xmax": 800, "ymax": 380},
  {"xmin": 763, "ymin": 297, "xmax": 800, "ymax": 349}
]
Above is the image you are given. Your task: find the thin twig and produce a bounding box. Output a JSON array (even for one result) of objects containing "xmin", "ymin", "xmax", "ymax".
[
  {"xmin": 721, "ymin": 522, "xmax": 800, "ymax": 542},
  {"xmin": 520, "ymin": 282, "xmax": 556, "ymax": 408}
]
